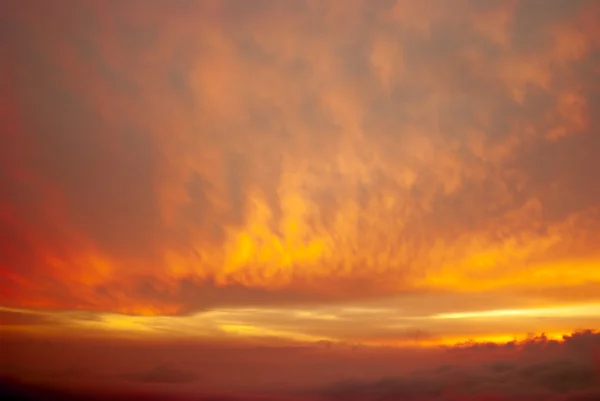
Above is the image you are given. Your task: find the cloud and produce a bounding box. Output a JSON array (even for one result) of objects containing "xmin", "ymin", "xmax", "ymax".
[
  {"xmin": 317, "ymin": 330, "xmax": 600, "ymax": 401},
  {"xmin": 0, "ymin": 0, "xmax": 599, "ymax": 319},
  {"xmin": 3, "ymin": 330, "xmax": 600, "ymax": 401}
]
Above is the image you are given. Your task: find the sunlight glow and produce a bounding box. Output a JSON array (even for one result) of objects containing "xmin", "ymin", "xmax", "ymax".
[{"xmin": 432, "ymin": 304, "xmax": 600, "ymax": 320}]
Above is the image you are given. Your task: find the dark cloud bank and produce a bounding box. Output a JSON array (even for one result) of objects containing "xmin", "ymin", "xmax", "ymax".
[
  {"xmin": 2, "ymin": 331, "xmax": 599, "ymax": 401},
  {"xmin": 316, "ymin": 331, "xmax": 600, "ymax": 401}
]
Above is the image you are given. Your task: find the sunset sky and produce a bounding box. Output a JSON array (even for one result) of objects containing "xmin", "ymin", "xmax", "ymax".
[{"xmin": 1, "ymin": 0, "xmax": 600, "ymax": 399}]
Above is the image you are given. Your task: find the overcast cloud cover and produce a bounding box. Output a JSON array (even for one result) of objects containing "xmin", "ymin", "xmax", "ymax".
[
  {"xmin": 1, "ymin": 0, "xmax": 600, "ymax": 400},
  {"xmin": 2, "ymin": 0, "xmax": 599, "ymax": 316}
]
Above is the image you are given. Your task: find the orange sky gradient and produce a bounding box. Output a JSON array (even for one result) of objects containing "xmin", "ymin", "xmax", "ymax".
[{"xmin": 1, "ymin": 0, "xmax": 600, "ymax": 399}]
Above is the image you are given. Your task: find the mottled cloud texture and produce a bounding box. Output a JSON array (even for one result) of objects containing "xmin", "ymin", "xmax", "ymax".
[{"xmin": 1, "ymin": 0, "xmax": 599, "ymax": 335}]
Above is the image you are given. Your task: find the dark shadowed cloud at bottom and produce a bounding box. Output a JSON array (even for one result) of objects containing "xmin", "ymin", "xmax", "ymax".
[{"xmin": 2, "ymin": 330, "xmax": 600, "ymax": 401}]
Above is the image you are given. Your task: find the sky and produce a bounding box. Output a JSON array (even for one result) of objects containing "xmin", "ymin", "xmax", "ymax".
[{"xmin": 1, "ymin": 0, "xmax": 600, "ymax": 400}]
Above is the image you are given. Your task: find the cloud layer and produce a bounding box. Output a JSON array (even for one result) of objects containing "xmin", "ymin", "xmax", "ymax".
[
  {"xmin": 1, "ymin": 0, "xmax": 599, "ymax": 323},
  {"xmin": 320, "ymin": 331, "xmax": 600, "ymax": 401},
  {"xmin": 2, "ymin": 331, "xmax": 600, "ymax": 401}
]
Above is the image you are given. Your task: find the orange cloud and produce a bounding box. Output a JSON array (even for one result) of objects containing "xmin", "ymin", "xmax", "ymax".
[{"xmin": 0, "ymin": 0, "xmax": 599, "ymax": 332}]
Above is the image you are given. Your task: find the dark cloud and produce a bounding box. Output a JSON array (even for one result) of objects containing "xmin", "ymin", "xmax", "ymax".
[
  {"xmin": 1, "ymin": 330, "xmax": 600, "ymax": 401},
  {"xmin": 0, "ymin": 377, "xmax": 253, "ymax": 401},
  {"xmin": 317, "ymin": 331, "xmax": 600, "ymax": 401}
]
